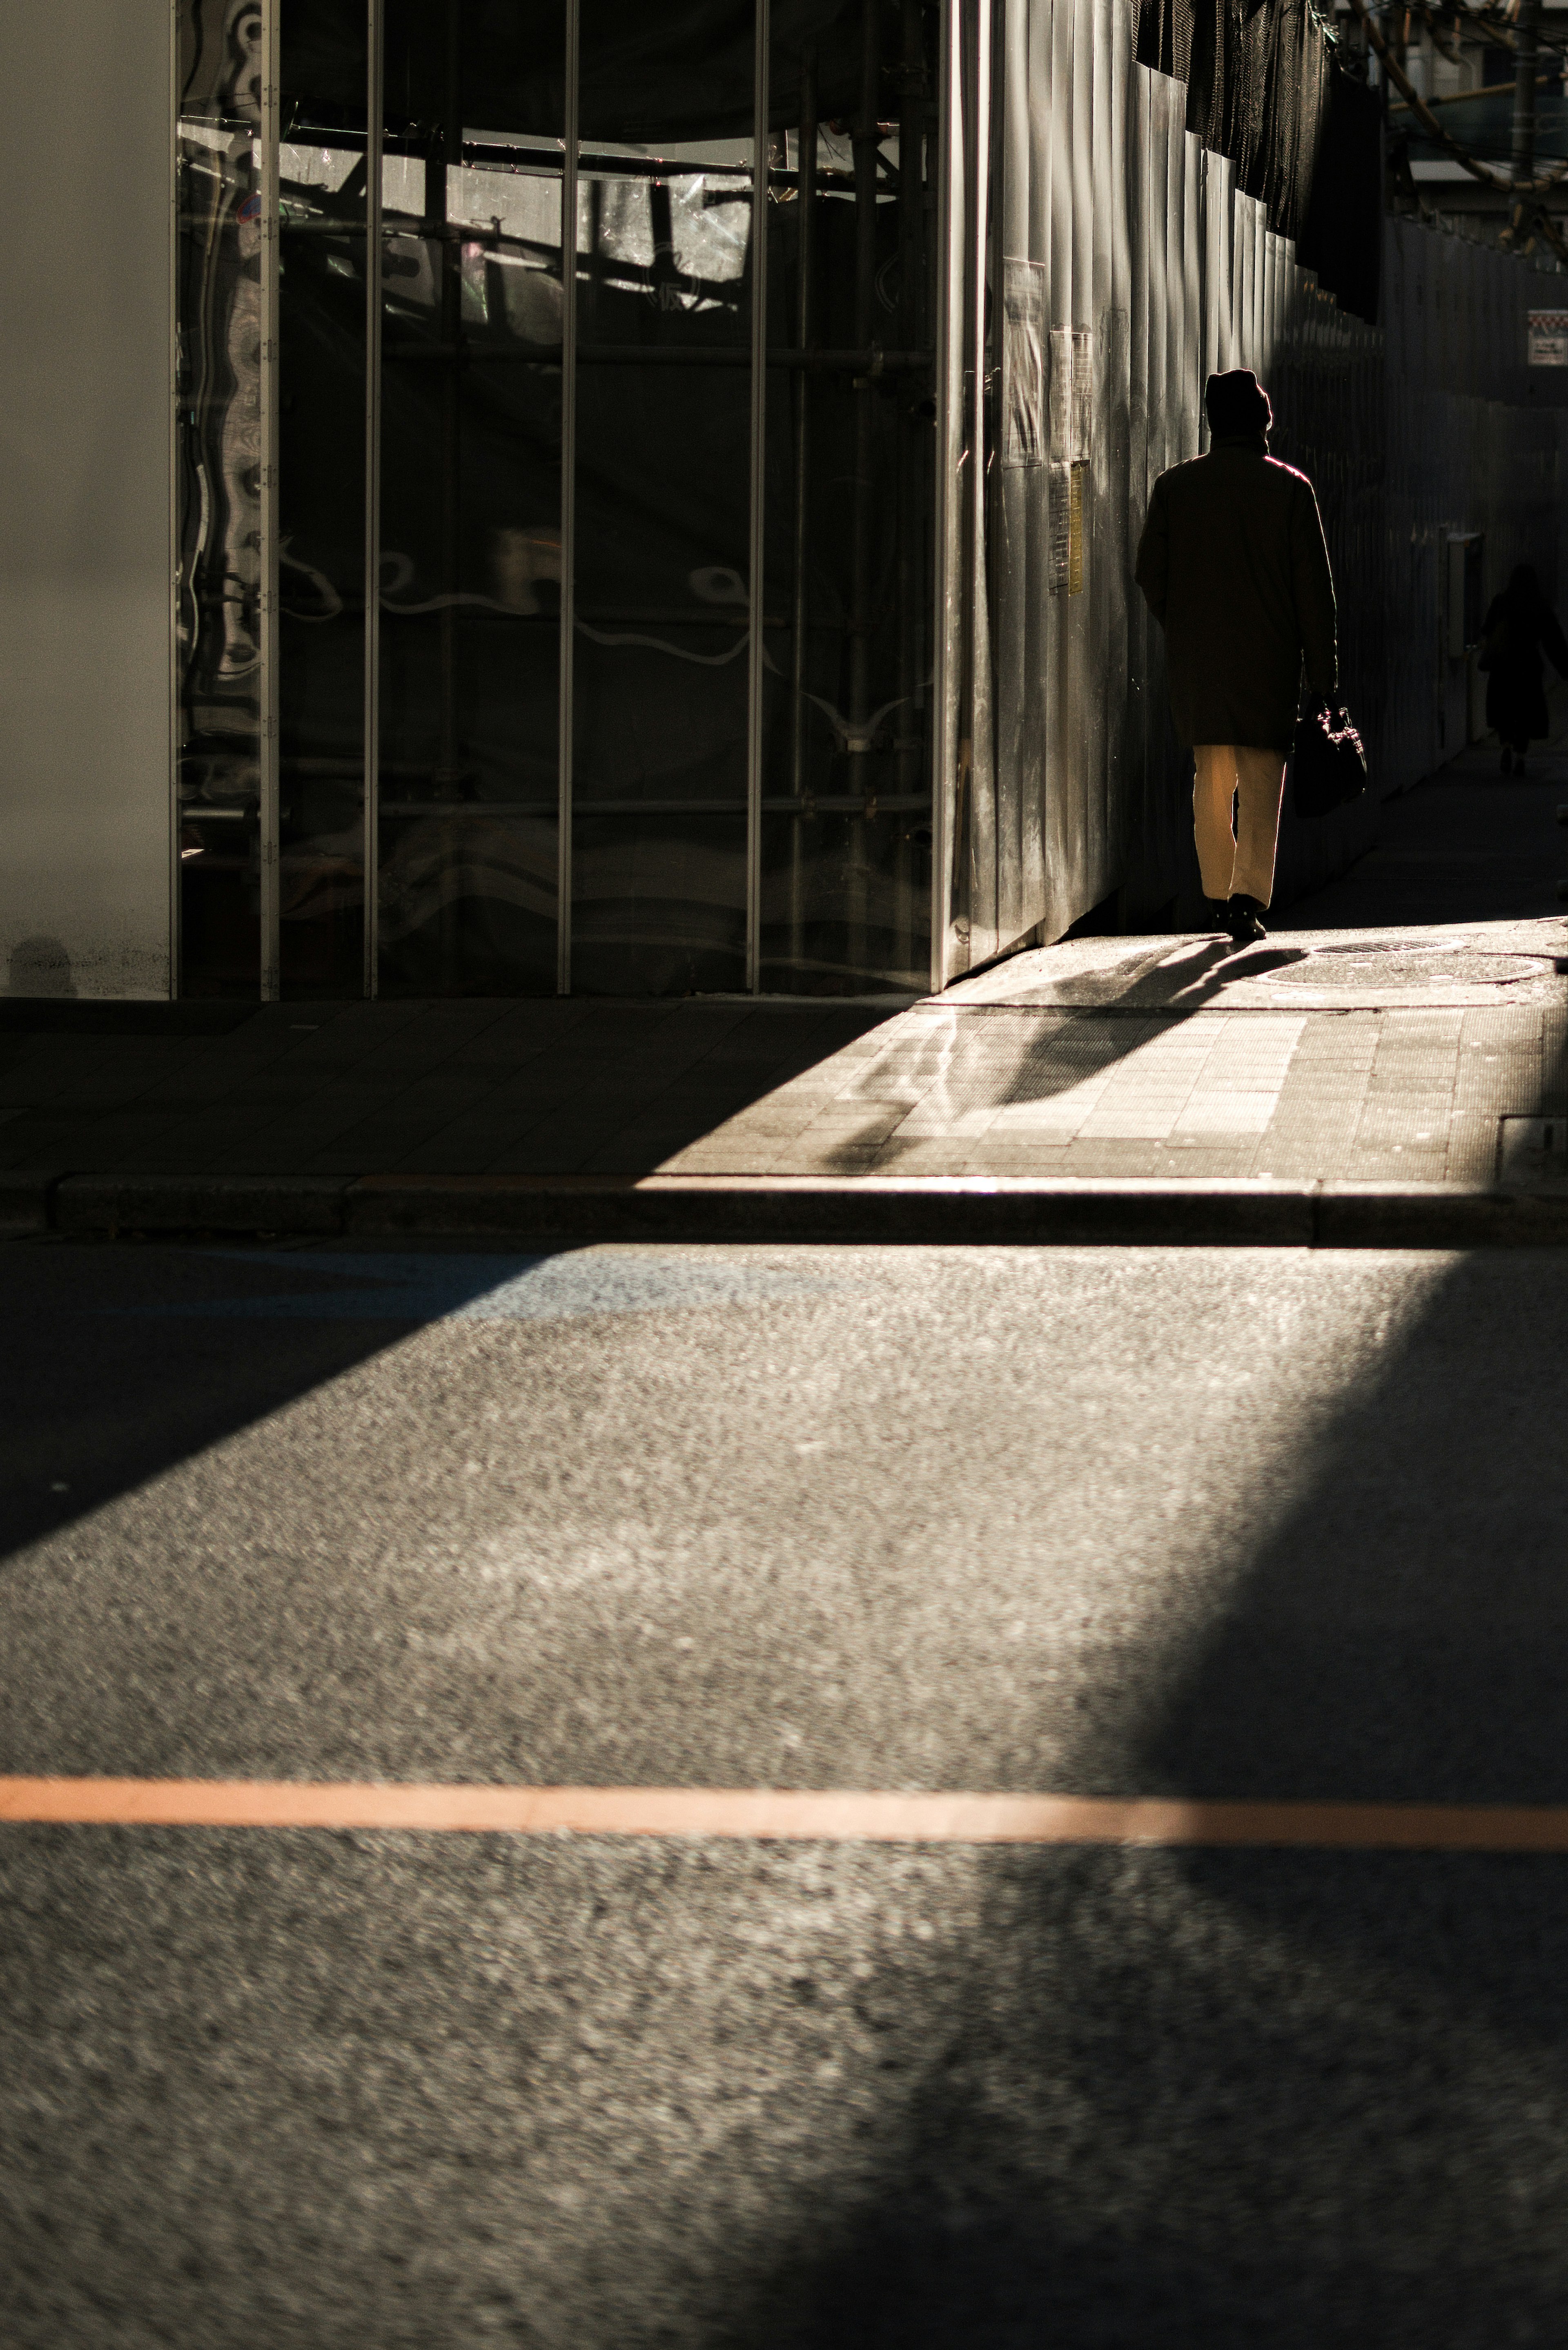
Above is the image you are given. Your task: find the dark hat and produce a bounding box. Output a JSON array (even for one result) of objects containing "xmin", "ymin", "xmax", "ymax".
[{"xmin": 1205, "ymin": 368, "xmax": 1272, "ymax": 437}]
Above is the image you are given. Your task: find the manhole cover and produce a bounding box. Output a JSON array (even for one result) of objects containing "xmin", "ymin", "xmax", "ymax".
[{"xmin": 1259, "ymin": 942, "xmax": 1557, "ymax": 989}]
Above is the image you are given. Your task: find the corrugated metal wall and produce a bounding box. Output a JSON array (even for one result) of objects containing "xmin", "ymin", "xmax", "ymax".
[
  {"xmin": 1379, "ymin": 218, "xmax": 1566, "ymax": 801},
  {"xmin": 944, "ymin": 0, "xmax": 1568, "ymax": 986}
]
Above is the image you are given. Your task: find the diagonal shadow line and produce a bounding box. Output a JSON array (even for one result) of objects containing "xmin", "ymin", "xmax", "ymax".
[
  {"xmin": 0, "ymin": 1239, "xmax": 840, "ymax": 1563},
  {"xmin": 811, "ymin": 939, "xmax": 1290, "ymax": 1173},
  {"xmin": 708, "ymin": 1049, "xmax": 1568, "ymax": 2346}
]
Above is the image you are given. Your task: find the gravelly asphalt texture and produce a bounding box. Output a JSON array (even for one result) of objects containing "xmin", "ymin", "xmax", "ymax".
[{"xmin": 4, "ymin": 1235, "xmax": 1568, "ymax": 2345}]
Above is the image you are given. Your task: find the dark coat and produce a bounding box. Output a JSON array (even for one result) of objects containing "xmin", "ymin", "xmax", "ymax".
[
  {"xmin": 1481, "ymin": 588, "xmax": 1568, "ymax": 744},
  {"xmin": 1134, "ymin": 434, "xmax": 1339, "ymax": 753}
]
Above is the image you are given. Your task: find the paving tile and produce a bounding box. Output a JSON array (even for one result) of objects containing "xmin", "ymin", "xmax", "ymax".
[
  {"xmin": 1077, "ymin": 1110, "xmax": 1182, "ymax": 1140},
  {"xmin": 1171, "ymin": 1092, "xmax": 1279, "ymax": 1135}
]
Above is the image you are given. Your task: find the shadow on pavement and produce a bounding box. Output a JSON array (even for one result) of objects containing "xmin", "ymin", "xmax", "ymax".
[
  {"xmin": 0, "ymin": 1241, "xmax": 582, "ymax": 1563},
  {"xmin": 716, "ymin": 1052, "xmax": 1568, "ymax": 2344}
]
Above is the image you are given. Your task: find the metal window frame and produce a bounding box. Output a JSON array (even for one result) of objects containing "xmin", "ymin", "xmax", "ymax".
[
  {"xmin": 167, "ymin": 0, "xmax": 180, "ymax": 998},
  {"xmin": 258, "ymin": 0, "xmax": 282, "ymax": 1000},
  {"xmin": 364, "ymin": 0, "xmax": 384, "ymax": 995},
  {"xmin": 557, "ymin": 0, "xmax": 580, "ymax": 995},
  {"xmin": 745, "ymin": 0, "xmax": 771, "ymax": 993},
  {"xmin": 931, "ymin": 0, "xmax": 962, "ymax": 995},
  {"xmin": 254, "ymin": 0, "xmax": 933, "ymax": 1006}
]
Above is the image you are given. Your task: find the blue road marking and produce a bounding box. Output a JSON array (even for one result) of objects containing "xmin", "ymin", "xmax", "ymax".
[{"xmin": 110, "ymin": 1250, "xmax": 840, "ymax": 1324}]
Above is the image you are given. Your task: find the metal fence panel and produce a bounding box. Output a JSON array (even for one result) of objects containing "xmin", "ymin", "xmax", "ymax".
[{"xmin": 971, "ymin": 10, "xmax": 1568, "ymax": 954}]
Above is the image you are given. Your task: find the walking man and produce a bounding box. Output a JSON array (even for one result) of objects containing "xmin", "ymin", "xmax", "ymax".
[{"xmin": 1135, "ymin": 368, "xmax": 1338, "ymax": 947}]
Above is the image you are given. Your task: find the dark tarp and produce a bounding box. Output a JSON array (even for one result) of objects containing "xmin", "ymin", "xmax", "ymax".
[
  {"xmin": 281, "ymin": 0, "xmax": 890, "ymax": 142},
  {"xmin": 1136, "ymin": 0, "xmax": 1381, "ymax": 325},
  {"xmin": 1296, "ymin": 67, "xmax": 1382, "ymax": 325}
]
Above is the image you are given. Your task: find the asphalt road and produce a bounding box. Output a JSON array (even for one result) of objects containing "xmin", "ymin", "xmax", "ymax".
[{"xmin": 3, "ymin": 1235, "xmax": 1568, "ymax": 2346}]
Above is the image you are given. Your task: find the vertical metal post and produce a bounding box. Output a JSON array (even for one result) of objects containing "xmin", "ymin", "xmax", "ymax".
[
  {"xmin": 893, "ymin": 0, "xmax": 925, "ymax": 986},
  {"xmin": 1514, "ymin": 0, "xmax": 1541, "ymax": 208},
  {"xmin": 790, "ymin": 52, "xmax": 817, "ymax": 805},
  {"xmin": 434, "ymin": 4, "xmax": 463, "ymax": 800},
  {"xmin": 895, "ymin": 0, "xmax": 923, "ymax": 803},
  {"xmin": 168, "ymin": 0, "xmax": 180, "ymax": 997},
  {"xmin": 967, "ymin": 0, "xmax": 990, "ymax": 832},
  {"xmin": 931, "ymin": 0, "xmax": 961, "ymax": 997},
  {"xmin": 746, "ymin": 0, "xmax": 771, "ymax": 993},
  {"xmin": 258, "ymin": 0, "xmax": 282, "ymax": 1000},
  {"xmin": 363, "ymin": 0, "xmax": 383, "ymax": 996},
  {"xmin": 788, "ymin": 47, "xmax": 817, "ymax": 975},
  {"xmin": 849, "ymin": 0, "xmax": 881, "ymax": 783},
  {"xmin": 556, "ymin": 0, "xmax": 579, "ymax": 995}
]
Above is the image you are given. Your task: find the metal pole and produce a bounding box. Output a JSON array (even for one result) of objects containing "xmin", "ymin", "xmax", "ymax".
[
  {"xmin": 168, "ymin": 0, "xmax": 180, "ymax": 998},
  {"xmin": 930, "ymin": 0, "xmax": 960, "ymax": 997},
  {"xmin": 893, "ymin": 0, "xmax": 924, "ymax": 984},
  {"xmin": 788, "ymin": 47, "xmax": 817, "ymax": 977},
  {"xmin": 746, "ymin": 0, "xmax": 771, "ymax": 993},
  {"xmin": 258, "ymin": 0, "xmax": 281, "ymax": 1001},
  {"xmin": 849, "ymin": 0, "xmax": 881, "ymax": 781},
  {"xmin": 790, "ymin": 49, "xmax": 817, "ymax": 807},
  {"xmin": 846, "ymin": 0, "xmax": 882, "ymax": 974},
  {"xmin": 436, "ymin": 3, "xmax": 463, "ymax": 794},
  {"xmin": 896, "ymin": 0, "xmax": 923, "ymax": 802},
  {"xmin": 556, "ymin": 0, "xmax": 579, "ymax": 995},
  {"xmin": 1514, "ymin": 0, "xmax": 1541, "ymax": 223},
  {"xmin": 363, "ymin": 0, "xmax": 383, "ymax": 996}
]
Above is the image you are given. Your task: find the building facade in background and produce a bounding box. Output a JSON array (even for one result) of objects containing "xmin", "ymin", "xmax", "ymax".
[{"xmin": 0, "ymin": 0, "xmax": 1564, "ymax": 1004}]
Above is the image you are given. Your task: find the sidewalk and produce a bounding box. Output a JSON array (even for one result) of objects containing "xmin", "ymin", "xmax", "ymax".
[{"xmin": 3, "ymin": 746, "xmax": 1566, "ymax": 1246}]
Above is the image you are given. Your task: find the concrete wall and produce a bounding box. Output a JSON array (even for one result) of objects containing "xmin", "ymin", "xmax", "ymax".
[{"xmin": 0, "ymin": 3, "xmax": 172, "ymax": 998}]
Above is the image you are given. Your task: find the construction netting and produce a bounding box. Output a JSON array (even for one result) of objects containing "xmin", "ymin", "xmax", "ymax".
[{"xmin": 1136, "ymin": 0, "xmax": 1382, "ymax": 323}]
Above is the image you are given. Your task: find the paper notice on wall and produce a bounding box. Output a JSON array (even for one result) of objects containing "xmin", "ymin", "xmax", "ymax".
[
  {"xmin": 1047, "ymin": 328, "xmax": 1094, "ymax": 595},
  {"xmin": 1001, "ymin": 259, "xmax": 1047, "ymax": 467},
  {"xmin": 1049, "ymin": 326, "xmax": 1094, "ymax": 461},
  {"xmin": 1528, "ymin": 309, "xmax": 1568, "ymax": 366}
]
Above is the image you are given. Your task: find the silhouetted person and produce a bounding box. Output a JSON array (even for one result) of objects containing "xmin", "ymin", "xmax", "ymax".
[
  {"xmin": 1481, "ymin": 563, "xmax": 1568, "ymax": 775},
  {"xmin": 1135, "ymin": 368, "xmax": 1338, "ymax": 947}
]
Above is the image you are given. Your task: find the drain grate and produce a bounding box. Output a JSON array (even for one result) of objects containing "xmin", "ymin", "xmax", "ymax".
[
  {"xmin": 1499, "ymin": 1116, "xmax": 1568, "ymax": 1178},
  {"xmin": 1261, "ymin": 941, "xmax": 1556, "ymax": 990}
]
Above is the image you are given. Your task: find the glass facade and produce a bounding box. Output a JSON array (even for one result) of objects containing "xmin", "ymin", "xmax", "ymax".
[
  {"xmin": 177, "ymin": 0, "xmax": 267, "ymax": 995},
  {"xmin": 174, "ymin": 0, "xmax": 942, "ymax": 1001}
]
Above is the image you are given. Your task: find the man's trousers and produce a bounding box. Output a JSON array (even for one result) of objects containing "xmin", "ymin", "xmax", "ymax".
[{"xmin": 1192, "ymin": 744, "xmax": 1286, "ymax": 906}]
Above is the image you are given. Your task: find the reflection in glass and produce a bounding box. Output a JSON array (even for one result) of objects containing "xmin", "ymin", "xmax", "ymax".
[
  {"xmin": 177, "ymin": 0, "xmax": 265, "ymax": 995},
  {"xmin": 568, "ymin": 2, "xmax": 756, "ymax": 994},
  {"xmin": 376, "ymin": 2, "xmax": 566, "ymax": 997},
  {"xmin": 759, "ymin": 0, "xmax": 936, "ymax": 993},
  {"xmin": 278, "ymin": 6, "xmax": 370, "ymax": 996}
]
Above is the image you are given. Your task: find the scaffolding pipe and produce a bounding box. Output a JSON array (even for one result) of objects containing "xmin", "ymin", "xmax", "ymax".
[
  {"xmin": 434, "ymin": 2, "xmax": 463, "ymax": 795},
  {"xmin": 363, "ymin": 0, "xmax": 383, "ymax": 995},
  {"xmin": 849, "ymin": 0, "xmax": 881, "ymax": 776},
  {"xmin": 745, "ymin": 0, "xmax": 771, "ymax": 991},
  {"xmin": 1515, "ymin": 0, "xmax": 1542, "ymax": 192},
  {"xmin": 556, "ymin": 0, "xmax": 579, "ymax": 994},
  {"xmin": 895, "ymin": 0, "xmax": 924, "ymax": 804},
  {"xmin": 258, "ymin": 0, "xmax": 281, "ymax": 1000},
  {"xmin": 790, "ymin": 49, "xmax": 817, "ymax": 808}
]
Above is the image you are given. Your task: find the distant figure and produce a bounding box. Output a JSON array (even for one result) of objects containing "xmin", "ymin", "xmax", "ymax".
[
  {"xmin": 1481, "ymin": 564, "xmax": 1568, "ymax": 776},
  {"xmin": 1135, "ymin": 368, "xmax": 1338, "ymax": 947}
]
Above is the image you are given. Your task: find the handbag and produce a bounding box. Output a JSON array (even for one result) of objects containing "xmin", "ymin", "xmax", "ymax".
[{"xmin": 1291, "ymin": 701, "xmax": 1368, "ymax": 820}]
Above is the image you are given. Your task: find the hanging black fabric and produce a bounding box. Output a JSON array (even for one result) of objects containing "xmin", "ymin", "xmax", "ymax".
[
  {"xmin": 1135, "ymin": 0, "xmax": 1381, "ymax": 325},
  {"xmin": 283, "ymin": 0, "xmax": 887, "ymax": 142}
]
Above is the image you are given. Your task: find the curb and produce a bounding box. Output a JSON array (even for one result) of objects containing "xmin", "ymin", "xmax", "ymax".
[
  {"xmin": 50, "ymin": 1174, "xmax": 347, "ymax": 1238},
  {"xmin": 6, "ymin": 1170, "xmax": 1568, "ymax": 1245}
]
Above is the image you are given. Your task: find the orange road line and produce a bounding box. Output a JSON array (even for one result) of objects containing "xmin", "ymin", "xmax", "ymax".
[{"xmin": 4, "ymin": 1779, "xmax": 1568, "ymax": 1849}]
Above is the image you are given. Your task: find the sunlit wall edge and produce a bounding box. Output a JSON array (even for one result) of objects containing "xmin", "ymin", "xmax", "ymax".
[{"xmin": 0, "ymin": 0, "xmax": 175, "ymax": 1001}]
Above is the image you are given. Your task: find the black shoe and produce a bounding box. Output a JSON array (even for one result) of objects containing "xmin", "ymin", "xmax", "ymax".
[
  {"xmin": 1206, "ymin": 898, "xmax": 1231, "ymax": 934},
  {"xmin": 1226, "ymin": 893, "xmax": 1267, "ymax": 947},
  {"xmin": 1501, "ymin": 749, "xmax": 1515, "ymax": 776}
]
